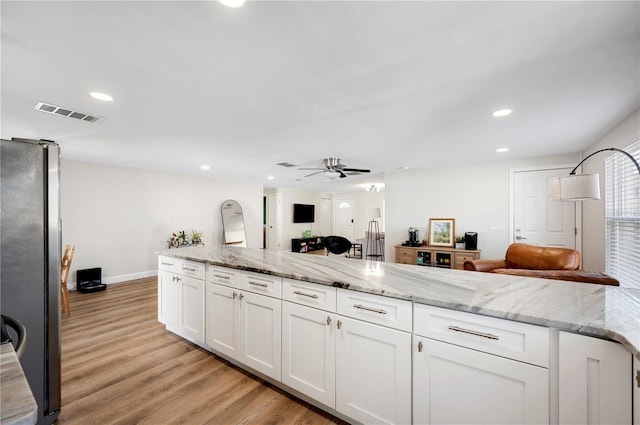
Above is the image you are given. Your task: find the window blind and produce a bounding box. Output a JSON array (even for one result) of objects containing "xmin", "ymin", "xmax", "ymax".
[{"xmin": 605, "ymin": 140, "xmax": 640, "ymax": 288}]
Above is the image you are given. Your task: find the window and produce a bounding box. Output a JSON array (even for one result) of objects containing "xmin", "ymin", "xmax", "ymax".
[{"xmin": 605, "ymin": 140, "xmax": 640, "ymax": 288}]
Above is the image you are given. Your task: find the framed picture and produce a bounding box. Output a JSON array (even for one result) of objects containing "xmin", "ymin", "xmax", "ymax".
[{"xmin": 429, "ymin": 218, "xmax": 455, "ymax": 247}]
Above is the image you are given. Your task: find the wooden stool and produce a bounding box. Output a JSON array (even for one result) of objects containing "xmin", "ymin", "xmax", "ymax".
[{"xmin": 61, "ymin": 244, "xmax": 75, "ymax": 315}]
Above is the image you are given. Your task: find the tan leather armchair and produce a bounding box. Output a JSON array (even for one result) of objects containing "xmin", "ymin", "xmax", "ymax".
[{"xmin": 464, "ymin": 243, "xmax": 619, "ymax": 286}]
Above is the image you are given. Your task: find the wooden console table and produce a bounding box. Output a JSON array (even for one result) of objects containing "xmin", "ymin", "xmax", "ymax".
[{"xmin": 394, "ymin": 245, "xmax": 480, "ymax": 270}]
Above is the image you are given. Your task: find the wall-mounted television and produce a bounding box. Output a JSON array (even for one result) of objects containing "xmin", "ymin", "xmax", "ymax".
[{"xmin": 293, "ymin": 203, "xmax": 315, "ymax": 223}]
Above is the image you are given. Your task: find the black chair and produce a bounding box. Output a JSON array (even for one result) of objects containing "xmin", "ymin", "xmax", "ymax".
[
  {"xmin": 323, "ymin": 236, "xmax": 352, "ymax": 257},
  {"xmin": 1, "ymin": 314, "xmax": 27, "ymax": 359}
]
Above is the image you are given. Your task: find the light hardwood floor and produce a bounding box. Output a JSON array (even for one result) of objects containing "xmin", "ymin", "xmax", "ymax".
[{"xmin": 58, "ymin": 277, "xmax": 346, "ymax": 425}]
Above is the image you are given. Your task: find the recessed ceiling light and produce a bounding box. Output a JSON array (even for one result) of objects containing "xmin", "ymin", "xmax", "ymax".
[
  {"xmin": 201, "ymin": 164, "xmax": 210, "ymax": 170},
  {"xmin": 492, "ymin": 109, "xmax": 512, "ymax": 117},
  {"xmin": 219, "ymin": 0, "xmax": 245, "ymax": 7},
  {"xmin": 90, "ymin": 92, "xmax": 113, "ymax": 102},
  {"xmin": 496, "ymin": 147, "xmax": 509, "ymax": 153},
  {"xmin": 267, "ymin": 176, "xmax": 274, "ymax": 180}
]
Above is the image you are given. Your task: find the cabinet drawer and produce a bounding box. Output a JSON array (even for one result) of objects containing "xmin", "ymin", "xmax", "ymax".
[
  {"xmin": 395, "ymin": 248, "xmax": 416, "ymax": 261},
  {"xmin": 241, "ymin": 271, "xmax": 282, "ymax": 298},
  {"xmin": 283, "ymin": 279, "xmax": 336, "ymax": 312},
  {"xmin": 337, "ymin": 289, "xmax": 412, "ymax": 332},
  {"xmin": 455, "ymin": 252, "xmax": 478, "ymax": 268},
  {"xmin": 414, "ymin": 304, "xmax": 549, "ymax": 367},
  {"xmin": 397, "ymin": 257, "xmax": 415, "ymax": 265},
  {"xmin": 207, "ymin": 265, "xmax": 241, "ymax": 287},
  {"xmin": 179, "ymin": 259, "xmax": 205, "ymax": 280},
  {"xmin": 158, "ymin": 256, "xmax": 205, "ymax": 280},
  {"xmin": 158, "ymin": 255, "xmax": 181, "ymax": 273}
]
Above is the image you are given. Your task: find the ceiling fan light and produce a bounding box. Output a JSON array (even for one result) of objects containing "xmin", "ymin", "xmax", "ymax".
[{"xmin": 325, "ymin": 171, "xmax": 341, "ymax": 178}]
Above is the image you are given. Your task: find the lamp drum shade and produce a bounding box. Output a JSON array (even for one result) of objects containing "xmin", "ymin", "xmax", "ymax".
[
  {"xmin": 549, "ymin": 174, "xmax": 600, "ymax": 201},
  {"xmin": 367, "ymin": 207, "xmax": 381, "ymax": 220}
]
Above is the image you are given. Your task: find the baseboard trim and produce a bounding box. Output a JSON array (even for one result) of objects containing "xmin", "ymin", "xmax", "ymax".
[{"xmin": 102, "ymin": 270, "xmax": 158, "ymax": 284}]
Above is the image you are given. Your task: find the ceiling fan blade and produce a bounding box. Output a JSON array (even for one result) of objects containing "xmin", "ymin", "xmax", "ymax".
[
  {"xmin": 304, "ymin": 171, "xmax": 325, "ymax": 177},
  {"xmin": 298, "ymin": 167, "xmax": 325, "ymax": 170},
  {"xmin": 338, "ymin": 170, "xmax": 348, "ymax": 178},
  {"xmin": 342, "ymin": 167, "xmax": 369, "ymax": 172}
]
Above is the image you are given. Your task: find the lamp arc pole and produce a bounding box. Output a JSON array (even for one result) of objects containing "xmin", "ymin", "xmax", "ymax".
[{"xmin": 570, "ymin": 147, "xmax": 640, "ymax": 175}]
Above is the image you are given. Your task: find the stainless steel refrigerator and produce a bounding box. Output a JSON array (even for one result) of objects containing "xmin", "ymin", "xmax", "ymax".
[{"xmin": 1, "ymin": 138, "xmax": 62, "ymax": 424}]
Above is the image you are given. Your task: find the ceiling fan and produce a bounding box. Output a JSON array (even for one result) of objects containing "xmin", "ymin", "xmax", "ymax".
[{"xmin": 299, "ymin": 157, "xmax": 371, "ymax": 179}]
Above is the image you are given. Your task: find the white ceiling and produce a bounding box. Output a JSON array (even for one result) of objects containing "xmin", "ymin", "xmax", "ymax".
[{"xmin": 2, "ymin": 1, "xmax": 639, "ymax": 192}]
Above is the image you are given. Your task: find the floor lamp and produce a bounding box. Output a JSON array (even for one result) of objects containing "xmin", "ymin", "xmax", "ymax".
[
  {"xmin": 366, "ymin": 208, "xmax": 384, "ymax": 261},
  {"xmin": 548, "ymin": 147, "xmax": 640, "ymax": 201}
]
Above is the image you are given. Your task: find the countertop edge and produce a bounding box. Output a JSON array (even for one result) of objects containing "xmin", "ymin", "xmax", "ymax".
[{"xmin": 159, "ymin": 248, "xmax": 640, "ymax": 359}]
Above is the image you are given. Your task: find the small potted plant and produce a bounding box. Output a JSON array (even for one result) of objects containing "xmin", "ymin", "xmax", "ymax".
[
  {"xmin": 168, "ymin": 230, "xmax": 187, "ymax": 248},
  {"xmin": 455, "ymin": 235, "xmax": 466, "ymax": 249},
  {"xmin": 191, "ymin": 229, "xmax": 203, "ymax": 246}
]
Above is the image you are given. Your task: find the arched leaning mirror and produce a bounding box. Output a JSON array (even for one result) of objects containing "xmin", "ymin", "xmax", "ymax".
[{"xmin": 221, "ymin": 200, "xmax": 247, "ymax": 247}]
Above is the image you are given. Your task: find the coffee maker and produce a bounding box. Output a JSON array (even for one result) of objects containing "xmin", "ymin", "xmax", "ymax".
[{"xmin": 404, "ymin": 227, "xmax": 421, "ymax": 247}]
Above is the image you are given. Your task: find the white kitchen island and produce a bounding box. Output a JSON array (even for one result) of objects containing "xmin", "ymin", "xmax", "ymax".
[{"xmin": 158, "ymin": 245, "xmax": 640, "ymax": 425}]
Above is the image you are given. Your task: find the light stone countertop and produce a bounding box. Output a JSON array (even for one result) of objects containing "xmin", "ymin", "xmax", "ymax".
[
  {"xmin": 160, "ymin": 245, "xmax": 640, "ymax": 359},
  {"xmin": 0, "ymin": 343, "xmax": 38, "ymax": 425}
]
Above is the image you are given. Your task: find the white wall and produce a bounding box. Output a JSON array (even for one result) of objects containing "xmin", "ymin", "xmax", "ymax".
[
  {"xmin": 61, "ymin": 159, "xmax": 263, "ymax": 287},
  {"xmin": 267, "ymin": 187, "xmax": 385, "ymax": 251},
  {"xmin": 384, "ymin": 154, "xmax": 579, "ymax": 262},
  {"xmin": 268, "ymin": 187, "xmax": 331, "ymax": 251},
  {"xmin": 347, "ymin": 190, "xmax": 386, "ymax": 241},
  {"xmin": 581, "ymin": 108, "xmax": 640, "ymax": 271}
]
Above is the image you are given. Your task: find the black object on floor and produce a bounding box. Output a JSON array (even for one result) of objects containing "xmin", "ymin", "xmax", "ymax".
[{"xmin": 77, "ymin": 267, "xmax": 107, "ymax": 293}]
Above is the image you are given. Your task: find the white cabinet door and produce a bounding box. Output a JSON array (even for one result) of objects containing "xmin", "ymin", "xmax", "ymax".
[
  {"xmin": 335, "ymin": 316, "xmax": 411, "ymax": 425},
  {"xmin": 559, "ymin": 331, "xmax": 632, "ymax": 425},
  {"xmin": 180, "ymin": 275, "xmax": 204, "ymax": 342},
  {"xmin": 282, "ymin": 301, "xmax": 336, "ymax": 408},
  {"xmin": 207, "ymin": 283, "xmax": 240, "ymax": 359},
  {"xmin": 158, "ymin": 270, "xmax": 180, "ymax": 330},
  {"xmin": 206, "ymin": 283, "xmax": 282, "ymax": 381},
  {"xmin": 239, "ymin": 290, "xmax": 282, "ymax": 381},
  {"xmin": 414, "ymin": 336, "xmax": 548, "ymax": 425}
]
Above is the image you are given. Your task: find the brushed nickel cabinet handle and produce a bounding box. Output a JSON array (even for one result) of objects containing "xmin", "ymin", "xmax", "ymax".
[
  {"xmin": 248, "ymin": 281, "xmax": 268, "ymax": 288},
  {"xmin": 337, "ymin": 320, "xmax": 342, "ymax": 330},
  {"xmin": 161, "ymin": 261, "xmax": 174, "ymax": 266},
  {"xmin": 172, "ymin": 276, "xmax": 182, "ymax": 283},
  {"xmin": 214, "ymin": 274, "xmax": 230, "ymax": 280},
  {"xmin": 183, "ymin": 266, "xmax": 197, "ymax": 272},
  {"xmin": 293, "ymin": 291, "xmax": 319, "ymax": 299},
  {"xmin": 448, "ymin": 325, "xmax": 499, "ymax": 340},
  {"xmin": 326, "ymin": 316, "xmax": 332, "ymax": 326},
  {"xmin": 239, "ymin": 293, "xmax": 244, "ymax": 300},
  {"xmin": 232, "ymin": 292, "xmax": 238, "ymax": 299},
  {"xmin": 418, "ymin": 341, "xmax": 423, "ymax": 352},
  {"xmin": 353, "ymin": 304, "xmax": 387, "ymax": 315}
]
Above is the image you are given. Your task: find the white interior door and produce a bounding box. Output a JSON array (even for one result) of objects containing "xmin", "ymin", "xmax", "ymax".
[
  {"xmin": 319, "ymin": 197, "xmax": 332, "ymax": 236},
  {"xmin": 266, "ymin": 193, "xmax": 283, "ymax": 250},
  {"xmin": 334, "ymin": 198, "xmax": 354, "ymax": 241},
  {"xmin": 512, "ymin": 167, "xmax": 576, "ymax": 249}
]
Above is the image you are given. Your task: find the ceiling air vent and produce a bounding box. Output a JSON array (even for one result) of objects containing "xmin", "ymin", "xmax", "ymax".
[{"xmin": 35, "ymin": 102, "xmax": 104, "ymax": 123}]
